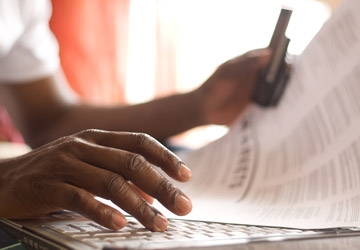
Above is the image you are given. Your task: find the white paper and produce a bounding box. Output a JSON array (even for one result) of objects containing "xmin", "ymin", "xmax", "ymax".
[{"xmin": 156, "ymin": 0, "xmax": 360, "ymax": 229}]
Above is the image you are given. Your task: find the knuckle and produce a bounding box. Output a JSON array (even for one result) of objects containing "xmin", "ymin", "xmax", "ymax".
[
  {"xmin": 132, "ymin": 133, "xmax": 176, "ymax": 166},
  {"xmin": 133, "ymin": 133, "xmax": 161, "ymax": 150},
  {"xmin": 156, "ymin": 177, "xmax": 177, "ymax": 198},
  {"xmin": 67, "ymin": 188, "xmax": 91, "ymax": 211},
  {"xmin": 132, "ymin": 199, "xmax": 150, "ymax": 218},
  {"xmin": 30, "ymin": 178, "xmax": 49, "ymax": 195},
  {"xmin": 52, "ymin": 135, "xmax": 94, "ymax": 163},
  {"xmin": 45, "ymin": 138, "xmax": 84, "ymax": 169},
  {"xmin": 76, "ymin": 128, "xmax": 103, "ymax": 140},
  {"xmin": 58, "ymin": 136, "xmax": 86, "ymax": 152},
  {"xmin": 132, "ymin": 133, "xmax": 152, "ymax": 146},
  {"xmin": 126, "ymin": 153, "xmax": 148, "ymax": 172},
  {"xmin": 106, "ymin": 175, "xmax": 127, "ymax": 194}
]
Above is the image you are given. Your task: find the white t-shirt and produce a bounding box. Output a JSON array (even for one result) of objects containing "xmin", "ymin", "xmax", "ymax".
[{"xmin": 0, "ymin": 0, "xmax": 59, "ymax": 83}]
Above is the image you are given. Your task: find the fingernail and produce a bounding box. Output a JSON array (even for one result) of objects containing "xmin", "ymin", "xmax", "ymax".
[
  {"xmin": 179, "ymin": 163, "xmax": 192, "ymax": 179},
  {"xmin": 175, "ymin": 195, "xmax": 192, "ymax": 215},
  {"xmin": 112, "ymin": 213, "xmax": 127, "ymax": 229},
  {"xmin": 153, "ymin": 213, "xmax": 168, "ymax": 231}
]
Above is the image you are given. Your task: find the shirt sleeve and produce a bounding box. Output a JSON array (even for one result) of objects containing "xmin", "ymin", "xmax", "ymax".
[{"xmin": 0, "ymin": 0, "xmax": 60, "ymax": 83}]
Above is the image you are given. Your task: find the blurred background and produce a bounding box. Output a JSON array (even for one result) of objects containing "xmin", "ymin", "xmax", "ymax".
[
  {"xmin": 48, "ymin": 0, "xmax": 343, "ymax": 148},
  {"xmin": 49, "ymin": 0, "xmax": 341, "ymax": 104},
  {"xmin": 0, "ymin": 0, "xmax": 343, "ymax": 147},
  {"xmin": 50, "ymin": 0, "xmax": 341, "ymax": 147}
]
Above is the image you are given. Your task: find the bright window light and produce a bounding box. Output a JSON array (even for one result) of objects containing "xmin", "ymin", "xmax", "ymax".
[
  {"xmin": 125, "ymin": 0, "xmax": 157, "ymax": 104},
  {"xmin": 124, "ymin": 0, "xmax": 331, "ymax": 148}
]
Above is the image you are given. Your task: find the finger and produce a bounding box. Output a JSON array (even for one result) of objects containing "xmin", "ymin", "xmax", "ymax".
[
  {"xmin": 53, "ymin": 132, "xmax": 192, "ymax": 226},
  {"xmin": 220, "ymin": 48, "xmax": 272, "ymax": 77},
  {"xmin": 85, "ymin": 171, "xmax": 169, "ymax": 231},
  {"xmin": 231, "ymin": 48, "xmax": 272, "ymax": 67},
  {"xmin": 107, "ymin": 151, "xmax": 192, "ymax": 216},
  {"xmin": 243, "ymin": 48, "xmax": 272, "ymax": 69},
  {"xmin": 129, "ymin": 182, "xmax": 154, "ymax": 204},
  {"xmin": 100, "ymin": 175, "xmax": 170, "ymax": 232},
  {"xmin": 64, "ymin": 156, "xmax": 192, "ymax": 221},
  {"xmin": 113, "ymin": 154, "xmax": 192, "ymax": 216},
  {"xmin": 49, "ymin": 182, "xmax": 127, "ymax": 231},
  {"xmin": 75, "ymin": 130, "xmax": 192, "ymax": 182}
]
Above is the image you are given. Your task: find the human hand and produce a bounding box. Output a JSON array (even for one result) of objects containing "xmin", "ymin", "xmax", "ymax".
[
  {"xmin": 194, "ymin": 48, "xmax": 271, "ymax": 125},
  {"xmin": 0, "ymin": 129, "xmax": 192, "ymax": 232}
]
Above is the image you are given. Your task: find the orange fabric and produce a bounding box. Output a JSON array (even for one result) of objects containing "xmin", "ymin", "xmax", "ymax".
[{"xmin": 49, "ymin": 0, "xmax": 130, "ymax": 104}]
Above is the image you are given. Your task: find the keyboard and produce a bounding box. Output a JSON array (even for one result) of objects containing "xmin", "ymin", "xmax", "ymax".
[{"xmin": 43, "ymin": 215, "xmax": 325, "ymax": 249}]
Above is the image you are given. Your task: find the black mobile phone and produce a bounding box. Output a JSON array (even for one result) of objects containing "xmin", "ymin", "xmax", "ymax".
[{"xmin": 252, "ymin": 7, "xmax": 293, "ymax": 107}]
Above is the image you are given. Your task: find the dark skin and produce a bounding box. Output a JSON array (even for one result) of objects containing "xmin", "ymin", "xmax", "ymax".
[
  {"xmin": 0, "ymin": 49, "xmax": 271, "ymax": 148},
  {"xmin": 0, "ymin": 130, "xmax": 192, "ymax": 232},
  {"xmin": 0, "ymin": 48, "xmax": 271, "ymax": 231}
]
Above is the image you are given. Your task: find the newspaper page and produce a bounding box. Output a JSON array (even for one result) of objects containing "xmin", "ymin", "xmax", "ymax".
[{"xmin": 157, "ymin": 0, "xmax": 360, "ymax": 229}]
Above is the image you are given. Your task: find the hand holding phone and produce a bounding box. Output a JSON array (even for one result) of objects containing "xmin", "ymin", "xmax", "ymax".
[{"xmin": 252, "ymin": 7, "xmax": 293, "ymax": 107}]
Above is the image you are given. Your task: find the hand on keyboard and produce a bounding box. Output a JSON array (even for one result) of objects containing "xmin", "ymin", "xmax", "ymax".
[{"xmin": 0, "ymin": 130, "xmax": 192, "ymax": 232}]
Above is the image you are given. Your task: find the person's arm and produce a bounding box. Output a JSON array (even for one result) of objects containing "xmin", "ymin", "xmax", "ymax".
[
  {"xmin": 0, "ymin": 130, "xmax": 192, "ymax": 231},
  {"xmin": 0, "ymin": 49, "xmax": 270, "ymax": 148},
  {"xmin": 0, "ymin": 72, "xmax": 202, "ymax": 148}
]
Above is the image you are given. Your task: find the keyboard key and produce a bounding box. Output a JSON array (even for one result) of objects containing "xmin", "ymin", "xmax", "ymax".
[{"xmin": 44, "ymin": 216, "xmax": 321, "ymax": 248}]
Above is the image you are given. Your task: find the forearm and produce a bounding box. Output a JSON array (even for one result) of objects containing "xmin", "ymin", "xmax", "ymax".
[
  {"xmin": 0, "ymin": 72, "xmax": 205, "ymax": 148},
  {"xmin": 2, "ymin": 48, "xmax": 269, "ymax": 148},
  {"xmin": 27, "ymin": 91, "xmax": 204, "ymax": 148}
]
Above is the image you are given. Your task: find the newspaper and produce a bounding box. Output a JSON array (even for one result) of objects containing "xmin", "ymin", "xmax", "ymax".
[{"xmin": 158, "ymin": 0, "xmax": 360, "ymax": 229}]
